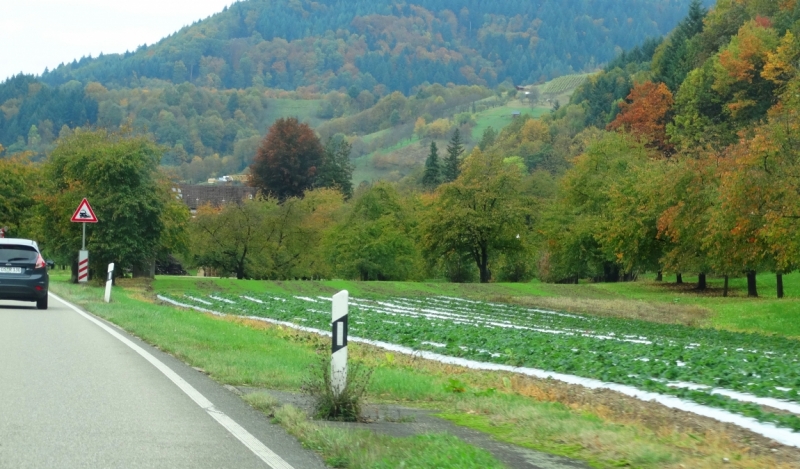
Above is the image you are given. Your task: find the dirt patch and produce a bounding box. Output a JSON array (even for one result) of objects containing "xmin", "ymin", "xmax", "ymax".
[
  {"xmin": 653, "ymin": 281, "xmax": 747, "ymax": 298},
  {"xmin": 502, "ymin": 374, "xmax": 800, "ymax": 465},
  {"xmin": 115, "ymin": 277, "xmax": 153, "ymax": 291},
  {"xmin": 237, "ymin": 387, "xmax": 590, "ymax": 469},
  {"xmin": 496, "ymin": 295, "xmax": 712, "ymax": 327}
]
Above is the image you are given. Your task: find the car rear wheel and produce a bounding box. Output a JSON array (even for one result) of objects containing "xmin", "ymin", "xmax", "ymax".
[{"xmin": 36, "ymin": 295, "xmax": 48, "ymax": 310}]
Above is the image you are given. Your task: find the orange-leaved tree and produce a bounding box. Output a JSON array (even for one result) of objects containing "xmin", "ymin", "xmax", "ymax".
[
  {"xmin": 709, "ymin": 77, "xmax": 800, "ymax": 297},
  {"xmin": 607, "ymin": 81, "xmax": 674, "ymax": 156}
]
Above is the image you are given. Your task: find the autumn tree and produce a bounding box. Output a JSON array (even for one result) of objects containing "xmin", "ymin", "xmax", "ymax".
[
  {"xmin": 607, "ymin": 81, "xmax": 675, "ymax": 156},
  {"xmin": 541, "ymin": 133, "xmax": 651, "ymax": 283},
  {"xmin": 0, "ymin": 154, "xmax": 40, "ymax": 238},
  {"xmin": 38, "ymin": 129, "xmax": 174, "ymax": 281},
  {"xmin": 656, "ymin": 154, "xmax": 717, "ymax": 288},
  {"xmin": 443, "ymin": 128, "xmax": 465, "ymax": 182},
  {"xmin": 325, "ymin": 183, "xmax": 420, "ymax": 281},
  {"xmin": 422, "ymin": 149, "xmax": 529, "ymax": 283},
  {"xmin": 422, "ymin": 141, "xmax": 441, "ymax": 188},
  {"xmin": 707, "ymin": 78, "xmax": 800, "ymax": 298},
  {"xmin": 249, "ymin": 117, "xmax": 324, "ymax": 200},
  {"xmin": 189, "ymin": 199, "xmax": 275, "ymax": 279}
]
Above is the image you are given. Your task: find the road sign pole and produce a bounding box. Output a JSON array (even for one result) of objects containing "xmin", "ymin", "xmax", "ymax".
[
  {"xmin": 70, "ymin": 198, "xmax": 97, "ymax": 284},
  {"xmin": 331, "ymin": 290, "xmax": 349, "ymax": 397}
]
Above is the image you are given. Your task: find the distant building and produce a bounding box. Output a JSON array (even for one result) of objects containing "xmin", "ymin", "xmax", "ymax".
[
  {"xmin": 511, "ymin": 111, "xmax": 521, "ymax": 118},
  {"xmin": 172, "ymin": 184, "xmax": 257, "ymax": 213}
]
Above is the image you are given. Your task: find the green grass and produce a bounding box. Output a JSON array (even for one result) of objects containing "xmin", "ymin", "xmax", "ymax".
[
  {"xmin": 351, "ymin": 135, "xmax": 424, "ymax": 183},
  {"xmin": 471, "ymin": 105, "xmax": 550, "ymax": 140},
  {"xmin": 46, "ymin": 276, "xmax": 794, "ymax": 468},
  {"xmin": 263, "ymin": 99, "xmax": 324, "ymax": 128},
  {"xmin": 360, "ymin": 128, "xmax": 391, "ymax": 143},
  {"xmin": 245, "ymin": 395, "xmax": 505, "ymax": 469}
]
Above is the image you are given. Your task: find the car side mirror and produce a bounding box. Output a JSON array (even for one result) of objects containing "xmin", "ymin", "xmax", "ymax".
[{"xmin": 46, "ymin": 260, "xmax": 55, "ymax": 269}]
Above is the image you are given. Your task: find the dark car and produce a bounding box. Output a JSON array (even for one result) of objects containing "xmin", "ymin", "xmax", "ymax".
[{"xmin": 0, "ymin": 238, "xmax": 53, "ymax": 310}]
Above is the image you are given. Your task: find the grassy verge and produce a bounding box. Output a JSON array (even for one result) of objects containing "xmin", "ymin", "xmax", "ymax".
[
  {"xmin": 245, "ymin": 393, "xmax": 504, "ymax": 469},
  {"xmin": 47, "ymin": 277, "xmax": 797, "ymax": 468}
]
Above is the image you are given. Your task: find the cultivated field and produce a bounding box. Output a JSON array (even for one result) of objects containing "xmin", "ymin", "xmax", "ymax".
[{"xmin": 163, "ymin": 288, "xmax": 800, "ymax": 441}]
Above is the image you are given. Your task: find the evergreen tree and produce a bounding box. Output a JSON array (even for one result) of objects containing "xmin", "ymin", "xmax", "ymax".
[
  {"xmin": 654, "ymin": 0, "xmax": 707, "ymax": 91},
  {"xmin": 422, "ymin": 141, "xmax": 441, "ymax": 188},
  {"xmin": 444, "ymin": 128, "xmax": 464, "ymax": 182},
  {"xmin": 478, "ymin": 126, "xmax": 497, "ymax": 151},
  {"xmin": 316, "ymin": 136, "xmax": 355, "ymax": 199}
]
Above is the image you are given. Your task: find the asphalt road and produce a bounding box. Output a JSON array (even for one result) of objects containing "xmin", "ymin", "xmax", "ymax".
[{"xmin": 0, "ymin": 294, "xmax": 327, "ymax": 469}]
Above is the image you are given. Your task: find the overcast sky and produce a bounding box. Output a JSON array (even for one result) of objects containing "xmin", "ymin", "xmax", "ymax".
[{"xmin": 0, "ymin": 0, "xmax": 237, "ymax": 82}]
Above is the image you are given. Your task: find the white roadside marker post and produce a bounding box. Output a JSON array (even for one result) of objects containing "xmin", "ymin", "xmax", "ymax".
[
  {"xmin": 331, "ymin": 290, "xmax": 349, "ymax": 397},
  {"xmin": 78, "ymin": 249, "xmax": 89, "ymax": 283},
  {"xmin": 104, "ymin": 263, "xmax": 114, "ymax": 303}
]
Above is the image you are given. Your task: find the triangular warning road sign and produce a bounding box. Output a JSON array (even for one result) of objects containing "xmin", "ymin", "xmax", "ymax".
[{"xmin": 71, "ymin": 198, "xmax": 98, "ymax": 223}]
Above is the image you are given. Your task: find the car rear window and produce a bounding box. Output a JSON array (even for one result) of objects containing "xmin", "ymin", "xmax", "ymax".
[{"xmin": 0, "ymin": 245, "xmax": 38, "ymax": 262}]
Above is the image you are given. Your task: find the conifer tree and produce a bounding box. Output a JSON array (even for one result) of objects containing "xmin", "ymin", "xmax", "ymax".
[
  {"xmin": 444, "ymin": 128, "xmax": 464, "ymax": 182},
  {"xmin": 478, "ymin": 126, "xmax": 497, "ymax": 151},
  {"xmin": 653, "ymin": 0, "xmax": 706, "ymax": 91},
  {"xmin": 422, "ymin": 141, "xmax": 441, "ymax": 188}
]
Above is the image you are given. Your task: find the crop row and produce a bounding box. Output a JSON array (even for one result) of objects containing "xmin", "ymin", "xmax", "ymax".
[
  {"xmin": 541, "ymin": 75, "xmax": 587, "ymax": 94},
  {"xmin": 169, "ymin": 292, "xmax": 800, "ymax": 431}
]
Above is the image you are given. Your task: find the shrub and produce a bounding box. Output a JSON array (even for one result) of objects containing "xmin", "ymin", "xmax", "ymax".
[{"xmin": 301, "ymin": 353, "xmax": 373, "ymax": 422}]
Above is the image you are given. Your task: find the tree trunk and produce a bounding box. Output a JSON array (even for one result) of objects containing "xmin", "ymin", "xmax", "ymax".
[
  {"xmin": 697, "ymin": 273, "xmax": 707, "ymax": 291},
  {"xmin": 132, "ymin": 259, "xmax": 155, "ymax": 279},
  {"xmin": 655, "ymin": 270, "xmax": 663, "ymax": 282},
  {"xmin": 777, "ymin": 272, "xmax": 784, "ymax": 299},
  {"xmin": 70, "ymin": 256, "xmax": 79, "ymax": 284},
  {"xmin": 723, "ymin": 275, "xmax": 729, "ymax": 297},
  {"xmin": 478, "ymin": 246, "xmax": 491, "ymax": 283},
  {"xmin": 746, "ymin": 270, "xmax": 758, "ymax": 297},
  {"xmin": 676, "ymin": 273, "xmax": 683, "ymax": 284},
  {"xmin": 574, "ymin": 275, "xmax": 579, "ymax": 284}
]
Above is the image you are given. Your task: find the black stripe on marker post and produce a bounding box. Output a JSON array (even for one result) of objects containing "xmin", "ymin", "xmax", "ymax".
[{"xmin": 332, "ymin": 315, "xmax": 348, "ymax": 353}]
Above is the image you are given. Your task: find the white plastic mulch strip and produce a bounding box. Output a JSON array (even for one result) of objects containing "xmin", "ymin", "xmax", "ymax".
[
  {"xmin": 209, "ymin": 295, "xmax": 236, "ymax": 304},
  {"xmin": 666, "ymin": 382, "xmax": 800, "ymax": 415},
  {"xmin": 184, "ymin": 295, "xmax": 212, "ymax": 305},
  {"xmin": 157, "ymin": 295, "xmax": 800, "ymax": 448}
]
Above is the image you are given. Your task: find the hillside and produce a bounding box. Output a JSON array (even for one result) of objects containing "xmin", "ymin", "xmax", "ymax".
[
  {"xmin": 37, "ymin": 0, "xmax": 712, "ymax": 93},
  {"xmin": 0, "ymin": 0, "xmax": 713, "ymax": 183}
]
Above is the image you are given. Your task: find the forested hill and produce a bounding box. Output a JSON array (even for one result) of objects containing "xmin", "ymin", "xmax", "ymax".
[{"xmin": 37, "ymin": 0, "xmax": 712, "ymax": 93}]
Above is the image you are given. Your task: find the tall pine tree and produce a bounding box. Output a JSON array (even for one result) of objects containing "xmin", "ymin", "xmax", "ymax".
[
  {"xmin": 316, "ymin": 136, "xmax": 355, "ymax": 199},
  {"xmin": 653, "ymin": 0, "xmax": 707, "ymax": 91},
  {"xmin": 444, "ymin": 128, "xmax": 464, "ymax": 182},
  {"xmin": 422, "ymin": 141, "xmax": 441, "ymax": 188}
]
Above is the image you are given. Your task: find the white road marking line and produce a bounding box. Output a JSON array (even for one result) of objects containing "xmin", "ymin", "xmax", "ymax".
[{"xmin": 49, "ymin": 292, "xmax": 295, "ymax": 469}]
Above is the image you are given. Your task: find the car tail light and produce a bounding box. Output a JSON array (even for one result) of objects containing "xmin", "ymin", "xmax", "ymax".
[{"xmin": 35, "ymin": 254, "xmax": 46, "ymax": 269}]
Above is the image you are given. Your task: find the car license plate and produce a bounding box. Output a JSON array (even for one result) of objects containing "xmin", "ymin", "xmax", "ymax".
[{"xmin": 0, "ymin": 267, "xmax": 22, "ymax": 274}]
